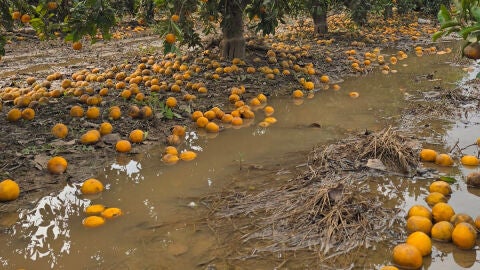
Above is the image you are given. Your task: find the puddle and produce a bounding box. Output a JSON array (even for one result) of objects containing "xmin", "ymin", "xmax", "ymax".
[{"xmin": 0, "ymin": 49, "xmax": 476, "ymax": 269}]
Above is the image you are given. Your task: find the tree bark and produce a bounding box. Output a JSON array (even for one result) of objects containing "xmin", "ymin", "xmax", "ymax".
[
  {"xmin": 310, "ymin": 0, "xmax": 328, "ymax": 35},
  {"xmin": 220, "ymin": 0, "xmax": 246, "ymax": 59}
]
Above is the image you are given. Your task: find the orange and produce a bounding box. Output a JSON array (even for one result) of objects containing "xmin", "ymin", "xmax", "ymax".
[
  {"xmin": 72, "ymin": 41, "xmax": 82, "ymax": 50},
  {"xmin": 392, "ymin": 243, "xmax": 423, "ymax": 270},
  {"xmin": 172, "ymin": 125, "xmax": 186, "ymax": 137},
  {"xmin": 47, "ymin": 2, "xmax": 58, "ymax": 10},
  {"xmin": 164, "ymin": 146, "xmax": 178, "ymax": 155},
  {"xmin": 6, "ymin": 108, "xmax": 22, "ymax": 122},
  {"xmin": 380, "ymin": 266, "xmax": 399, "ymax": 270},
  {"xmin": 171, "ymin": 14, "xmax": 180, "ymax": 22},
  {"xmin": 221, "ymin": 114, "xmax": 233, "ymax": 123},
  {"xmin": 204, "ymin": 110, "xmax": 216, "ymax": 120},
  {"xmin": 461, "ymin": 155, "xmax": 480, "ymax": 166},
  {"xmin": 264, "ymin": 106, "xmax": 274, "ymax": 116},
  {"xmin": 21, "ymin": 108, "xmax": 35, "ymax": 120},
  {"xmin": 101, "ymin": 207, "xmax": 123, "ymax": 219},
  {"xmin": 12, "ymin": 11, "xmax": 21, "ymax": 20},
  {"xmin": 264, "ymin": 117, "xmax": 277, "ymax": 124},
  {"xmin": 229, "ymin": 94, "xmax": 240, "ymax": 103},
  {"xmin": 141, "ymin": 106, "xmax": 153, "ymax": 118},
  {"xmin": 80, "ymin": 130, "xmax": 100, "ymax": 144},
  {"xmin": 166, "ymin": 97, "xmax": 177, "ymax": 108},
  {"xmin": 407, "ymin": 205, "xmax": 432, "ymax": 220},
  {"xmin": 292, "ymin": 90, "xmax": 304, "ymax": 98},
  {"xmin": 206, "ymin": 122, "xmax": 219, "ymax": 133},
  {"xmin": 303, "ymin": 81, "xmax": 314, "ymax": 90},
  {"xmin": 129, "ymin": 129, "xmax": 144, "ymax": 143},
  {"xmin": 432, "ymin": 202, "xmax": 455, "ymax": 223},
  {"xmin": 406, "ymin": 215, "xmax": 432, "ymax": 235},
  {"xmin": 452, "ymin": 222, "xmax": 477, "ymax": 249},
  {"xmin": 348, "ymin": 91, "xmax": 360, "ymax": 98},
  {"xmin": 0, "ymin": 179, "xmax": 20, "ymax": 201},
  {"xmin": 70, "ymin": 105, "xmax": 84, "ymax": 117},
  {"xmin": 420, "ymin": 148, "xmax": 437, "ymax": 162},
  {"xmin": 425, "ymin": 192, "xmax": 448, "ymax": 206},
  {"xmin": 180, "ymin": 151, "xmax": 197, "ymax": 161},
  {"xmin": 191, "ymin": 111, "xmax": 203, "ymax": 121},
  {"xmin": 166, "ymin": 134, "xmax": 181, "ymax": 145},
  {"xmin": 165, "ymin": 33, "xmax": 176, "ymax": 44},
  {"xmin": 320, "ymin": 75, "xmax": 329, "ymax": 83},
  {"xmin": 231, "ymin": 116, "xmax": 243, "ymax": 126},
  {"xmin": 250, "ymin": 97, "xmax": 261, "ymax": 106},
  {"xmin": 99, "ymin": 122, "xmax": 113, "ymax": 136},
  {"xmin": 47, "ymin": 156, "xmax": 68, "ymax": 174},
  {"xmin": 84, "ymin": 204, "xmax": 106, "ymax": 215},
  {"xmin": 431, "ymin": 221, "xmax": 454, "ymax": 242},
  {"xmin": 257, "ymin": 93, "xmax": 267, "ymax": 103},
  {"xmin": 406, "ymin": 231, "xmax": 432, "ymax": 256},
  {"xmin": 450, "ymin": 213, "xmax": 475, "ymax": 227},
  {"xmin": 51, "ymin": 123, "xmax": 68, "ymax": 139},
  {"xmin": 162, "ymin": 153, "xmax": 179, "ymax": 164},
  {"xmin": 86, "ymin": 107, "xmax": 100, "ymax": 119},
  {"xmin": 115, "ymin": 140, "xmax": 132, "ymax": 153},
  {"xmin": 82, "ymin": 216, "xmax": 105, "ymax": 228},
  {"xmin": 109, "ymin": 106, "xmax": 121, "ymax": 120},
  {"xmin": 429, "ymin": 181, "xmax": 451, "ymax": 196},
  {"xmin": 20, "ymin": 14, "xmax": 31, "ymax": 23},
  {"xmin": 196, "ymin": 116, "xmax": 209, "ymax": 128},
  {"xmin": 435, "ymin": 153, "xmax": 454, "ymax": 166},
  {"xmin": 80, "ymin": 178, "xmax": 104, "ymax": 195}
]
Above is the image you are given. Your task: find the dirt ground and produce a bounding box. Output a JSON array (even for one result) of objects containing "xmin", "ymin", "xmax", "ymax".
[{"xmin": 0, "ymin": 13, "xmax": 442, "ymax": 214}]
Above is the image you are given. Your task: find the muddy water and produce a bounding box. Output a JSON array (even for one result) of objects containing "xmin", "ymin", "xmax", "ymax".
[{"xmin": 0, "ymin": 49, "xmax": 473, "ymax": 269}]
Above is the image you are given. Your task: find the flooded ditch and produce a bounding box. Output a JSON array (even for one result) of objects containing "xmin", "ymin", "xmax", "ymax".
[{"xmin": 1, "ymin": 46, "xmax": 479, "ymax": 269}]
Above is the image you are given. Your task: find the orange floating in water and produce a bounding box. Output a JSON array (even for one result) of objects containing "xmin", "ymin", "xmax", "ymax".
[{"xmin": 349, "ymin": 92, "xmax": 359, "ymax": 98}]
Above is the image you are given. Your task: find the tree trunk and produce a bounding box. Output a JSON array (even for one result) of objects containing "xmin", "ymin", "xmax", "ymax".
[
  {"xmin": 138, "ymin": 0, "xmax": 154, "ymax": 24},
  {"xmin": 221, "ymin": 1, "xmax": 246, "ymax": 59},
  {"xmin": 311, "ymin": 0, "xmax": 328, "ymax": 35}
]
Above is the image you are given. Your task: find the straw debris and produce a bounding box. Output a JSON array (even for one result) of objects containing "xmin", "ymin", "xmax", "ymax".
[{"xmin": 205, "ymin": 127, "xmax": 417, "ymax": 262}]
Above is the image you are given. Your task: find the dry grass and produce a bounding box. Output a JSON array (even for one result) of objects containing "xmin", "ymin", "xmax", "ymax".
[{"xmin": 204, "ymin": 127, "xmax": 416, "ymax": 263}]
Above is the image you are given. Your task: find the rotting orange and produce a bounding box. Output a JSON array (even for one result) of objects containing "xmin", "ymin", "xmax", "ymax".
[
  {"xmin": 172, "ymin": 125, "xmax": 186, "ymax": 137},
  {"xmin": 432, "ymin": 202, "xmax": 455, "ymax": 223},
  {"xmin": 450, "ymin": 213, "xmax": 475, "ymax": 227},
  {"xmin": 47, "ymin": 156, "xmax": 68, "ymax": 174},
  {"xmin": 406, "ymin": 215, "xmax": 432, "ymax": 235},
  {"xmin": 292, "ymin": 90, "xmax": 304, "ymax": 98},
  {"xmin": 162, "ymin": 153, "xmax": 179, "ymax": 164},
  {"xmin": 264, "ymin": 106, "xmax": 274, "ymax": 116},
  {"xmin": 129, "ymin": 129, "xmax": 145, "ymax": 143},
  {"xmin": 82, "ymin": 216, "xmax": 105, "ymax": 228},
  {"xmin": 80, "ymin": 178, "xmax": 104, "ymax": 195},
  {"xmin": 166, "ymin": 97, "xmax": 177, "ymax": 108},
  {"xmin": 12, "ymin": 11, "xmax": 21, "ymax": 20},
  {"xmin": 109, "ymin": 106, "xmax": 121, "ymax": 120},
  {"xmin": 165, "ymin": 33, "xmax": 176, "ymax": 44},
  {"xmin": 52, "ymin": 123, "xmax": 69, "ymax": 139},
  {"xmin": 101, "ymin": 207, "xmax": 123, "ymax": 219},
  {"xmin": 461, "ymin": 155, "xmax": 480, "ymax": 166},
  {"xmin": 84, "ymin": 204, "xmax": 106, "ymax": 215},
  {"xmin": 20, "ymin": 14, "xmax": 31, "ymax": 23},
  {"xmin": 257, "ymin": 93, "xmax": 267, "ymax": 103},
  {"xmin": 231, "ymin": 116, "xmax": 243, "ymax": 126},
  {"xmin": 349, "ymin": 92, "xmax": 359, "ymax": 98},
  {"xmin": 180, "ymin": 151, "xmax": 197, "ymax": 161},
  {"xmin": 392, "ymin": 243, "xmax": 423, "ymax": 270},
  {"xmin": 407, "ymin": 205, "xmax": 432, "ymax": 220},
  {"xmin": 429, "ymin": 181, "xmax": 452, "ymax": 196},
  {"xmin": 166, "ymin": 134, "xmax": 181, "ymax": 145},
  {"xmin": 0, "ymin": 179, "xmax": 20, "ymax": 202},
  {"xmin": 206, "ymin": 122, "xmax": 219, "ymax": 133},
  {"xmin": 164, "ymin": 146, "xmax": 178, "ymax": 156},
  {"xmin": 115, "ymin": 140, "xmax": 132, "ymax": 153},
  {"xmin": 431, "ymin": 221, "xmax": 454, "ymax": 242},
  {"xmin": 70, "ymin": 105, "xmax": 84, "ymax": 117},
  {"xmin": 406, "ymin": 231, "xmax": 432, "ymax": 256},
  {"xmin": 425, "ymin": 192, "xmax": 448, "ymax": 206},
  {"xmin": 221, "ymin": 114, "xmax": 233, "ymax": 123},
  {"xmin": 196, "ymin": 116, "xmax": 209, "ymax": 128},
  {"xmin": 72, "ymin": 41, "xmax": 82, "ymax": 50},
  {"xmin": 99, "ymin": 122, "xmax": 113, "ymax": 136},
  {"xmin": 419, "ymin": 149, "xmax": 437, "ymax": 162},
  {"xmin": 435, "ymin": 153, "xmax": 454, "ymax": 166},
  {"xmin": 6, "ymin": 108, "xmax": 22, "ymax": 122},
  {"xmin": 452, "ymin": 222, "xmax": 477, "ymax": 250},
  {"xmin": 80, "ymin": 130, "xmax": 100, "ymax": 145},
  {"xmin": 264, "ymin": 117, "xmax": 277, "ymax": 124},
  {"xmin": 21, "ymin": 108, "xmax": 35, "ymax": 120}
]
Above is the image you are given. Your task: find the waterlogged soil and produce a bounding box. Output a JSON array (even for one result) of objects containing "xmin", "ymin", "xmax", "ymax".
[{"xmin": 2, "ymin": 13, "xmax": 478, "ymax": 269}]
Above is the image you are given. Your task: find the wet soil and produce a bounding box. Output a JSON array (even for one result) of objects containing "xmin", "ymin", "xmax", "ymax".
[{"xmin": 0, "ymin": 14, "xmax": 443, "ymax": 215}]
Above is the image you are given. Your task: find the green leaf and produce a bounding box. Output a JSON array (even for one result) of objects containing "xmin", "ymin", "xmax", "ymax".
[
  {"xmin": 432, "ymin": 30, "xmax": 445, "ymax": 41},
  {"xmin": 438, "ymin": 176, "xmax": 456, "ymax": 184},
  {"xmin": 471, "ymin": 6, "xmax": 480, "ymax": 22},
  {"xmin": 440, "ymin": 21, "xmax": 461, "ymax": 30},
  {"xmin": 459, "ymin": 24, "xmax": 480, "ymax": 39},
  {"xmin": 438, "ymin": 5, "xmax": 452, "ymax": 24}
]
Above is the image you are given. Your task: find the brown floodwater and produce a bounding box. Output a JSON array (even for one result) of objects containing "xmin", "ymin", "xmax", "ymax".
[{"xmin": 1, "ymin": 46, "xmax": 478, "ymax": 269}]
